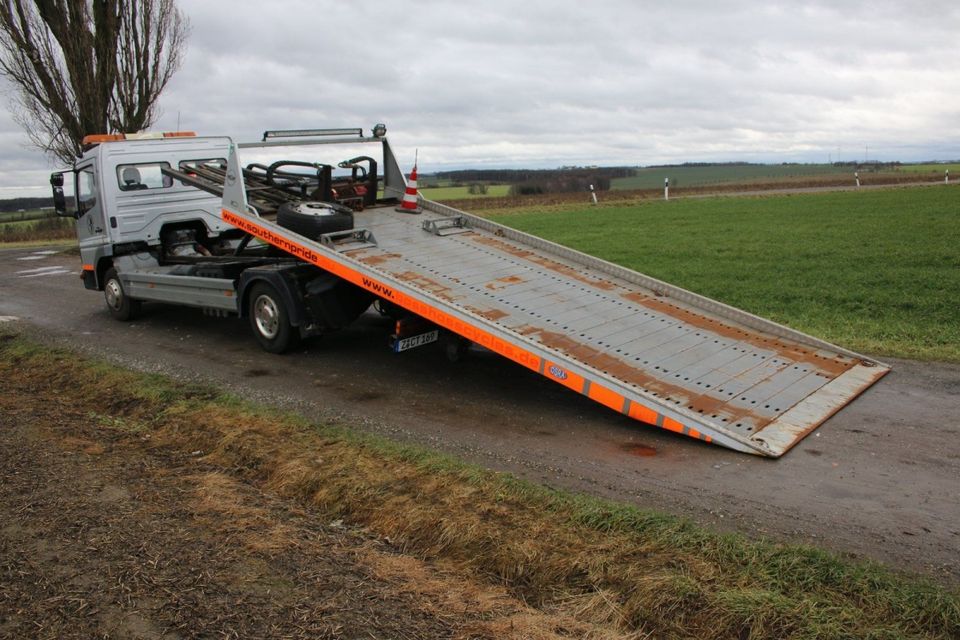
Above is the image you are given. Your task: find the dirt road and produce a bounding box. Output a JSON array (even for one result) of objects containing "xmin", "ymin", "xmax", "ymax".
[
  {"xmin": 0, "ymin": 347, "xmax": 598, "ymax": 639},
  {"xmin": 2, "ymin": 246, "xmax": 959, "ymax": 584}
]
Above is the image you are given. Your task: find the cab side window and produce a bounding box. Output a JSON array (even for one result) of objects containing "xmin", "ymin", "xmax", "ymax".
[
  {"xmin": 76, "ymin": 166, "xmax": 97, "ymax": 214},
  {"xmin": 180, "ymin": 158, "xmax": 226, "ymax": 172},
  {"xmin": 116, "ymin": 162, "xmax": 173, "ymax": 191}
]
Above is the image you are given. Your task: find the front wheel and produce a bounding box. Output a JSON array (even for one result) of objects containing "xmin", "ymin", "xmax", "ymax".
[
  {"xmin": 248, "ymin": 282, "xmax": 300, "ymax": 354},
  {"xmin": 103, "ymin": 267, "xmax": 140, "ymax": 321}
]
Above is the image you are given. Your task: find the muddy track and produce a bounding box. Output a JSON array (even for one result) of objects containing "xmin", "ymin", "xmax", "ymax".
[
  {"xmin": 0, "ymin": 353, "xmax": 602, "ymax": 639},
  {"xmin": 2, "ymin": 247, "xmax": 958, "ymax": 585}
]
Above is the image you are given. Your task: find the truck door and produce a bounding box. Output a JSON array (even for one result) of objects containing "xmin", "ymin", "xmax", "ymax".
[{"xmin": 74, "ymin": 163, "xmax": 109, "ymax": 261}]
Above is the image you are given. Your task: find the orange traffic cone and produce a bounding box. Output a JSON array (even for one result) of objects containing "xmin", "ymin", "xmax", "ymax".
[{"xmin": 396, "ymin": 164, "xmax": 423, "ymax": 214}]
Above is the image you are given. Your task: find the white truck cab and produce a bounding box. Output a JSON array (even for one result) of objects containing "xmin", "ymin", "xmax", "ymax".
[
  {"xmin": 52, "ymin": 133, "xmax": 232, "ymax": 290},
  {"xmin": 50, "ymin": 126, "xmax": 397, "ymax": 353}
]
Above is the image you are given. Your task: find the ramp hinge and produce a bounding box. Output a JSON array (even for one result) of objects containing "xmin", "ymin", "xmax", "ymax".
[
  {"xmin": 422, "ymin": 216, "xmax": 471, "ymax": 236},
  {"xmin": 320, "ymin": 228, "xmax": 377, "ymax": 252}
]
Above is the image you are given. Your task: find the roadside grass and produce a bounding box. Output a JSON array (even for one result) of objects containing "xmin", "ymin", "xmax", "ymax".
[
  {"xmin": 0, "ymin": 216, "xmax": 74, "ymax": 243},
  {"xmin": 488, "ymin": 185, "xmax": 960, "ymax": 362},
  {"xmin": 0, "ymin": 218, "xmax": 56, "ymax": 230},
  {"xmin": 2, "ymin": 331, "xmax": 958, "ymax": 640},
  {"xmin": 0, "ymin": 239, "xmax": 75, "ymax": 249}
]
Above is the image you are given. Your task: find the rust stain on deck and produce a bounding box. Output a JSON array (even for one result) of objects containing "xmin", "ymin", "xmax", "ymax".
[
  {"xmin": 392, "ymin": 271, "xmax": 456, "ymax": 302},
  {"xmin": 527, "ymin": 327, "xmax": 771, "ymax": 427},
  {"xmin": 471, "ymin": 235, "xmax": 617, "ymax": 291},
  {"xmin": 465, "ymin": 306, "xmax": 509, "ymax": 321},
  {"xmin": 485, "ymin": 275, "xmax": 525, "ymax": 291},
  {"xmin": 622, "ymin": 293, "xmax": 855, "ymax": 378},
  {"xmin": 356, "ymin": 252, "xmax": 402, "ymax": 266},
  {"xmin": 512, "ymin": 324, "xmax": 540, "ymax": 336}
]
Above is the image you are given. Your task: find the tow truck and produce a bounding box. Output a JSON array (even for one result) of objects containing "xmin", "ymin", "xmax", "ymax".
[{"xmin": 51, "ymin": 125, "xmax": 889, "ymax": 456}]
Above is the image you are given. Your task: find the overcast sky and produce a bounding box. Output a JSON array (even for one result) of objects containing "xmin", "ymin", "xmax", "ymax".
[{"xmin": 2, "ymin": 0, "xmax": 959, "ymax": 197}]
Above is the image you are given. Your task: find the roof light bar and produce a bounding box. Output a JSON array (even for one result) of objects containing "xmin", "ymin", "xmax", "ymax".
[
  {"xmin": 81, "ymin": 131, "xmax": 196, "ymax": 146},
  {"xmin": 261, "ymin": 128, "xmax": 363, "ymax": 141}
]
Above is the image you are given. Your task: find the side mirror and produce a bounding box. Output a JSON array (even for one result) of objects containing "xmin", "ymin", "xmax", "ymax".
[{"xmin": 50, "ymin": 172, "xmax": 71, "ymax": 217}]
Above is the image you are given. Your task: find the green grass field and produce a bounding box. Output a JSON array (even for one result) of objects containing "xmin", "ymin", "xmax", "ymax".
[
  {"xmin": 2, "ymin": 218, "xmax": 39, "ymax": 231},
  {"xmin": 419, "ymin": 184, "xmax": 511, "ymax": 199},
  {"xmin": 0, "ymin": 209, "xmax": 54, "ymax": 223},
  {"xmin": 490, "ymin": 185, "xmax": 960, "ymax": 362}
]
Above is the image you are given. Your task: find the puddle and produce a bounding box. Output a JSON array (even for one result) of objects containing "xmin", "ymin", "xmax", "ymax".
[{"xmin": 620, "ymin": 442, "xmax": 657, "ymax": 457}]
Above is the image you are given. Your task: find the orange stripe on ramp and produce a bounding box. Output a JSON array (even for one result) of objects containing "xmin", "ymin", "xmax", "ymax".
[
  {"xmin": 628, "ymin": 402, "xmax": 658, "ymax": 425},
  {"xmin": 587, "ymin": 383, "xmax": 623, "ymax": 412},
  {"xmin": 662, "ymin": 417, "xmax": 685, "ymax": 434},
  {"xmin": 544, "ymin": 360, "xmax": 585, "ymax": 393}
]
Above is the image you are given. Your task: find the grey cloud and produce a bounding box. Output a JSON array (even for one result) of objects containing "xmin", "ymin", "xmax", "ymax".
[{"xmin": 1, "ymin": 1, "xmax": 958, "ymax": 195}]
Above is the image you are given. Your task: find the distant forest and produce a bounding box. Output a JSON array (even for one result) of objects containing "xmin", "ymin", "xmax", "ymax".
[
  {"xmin": 435, "ymin": 167, "xmax": 634, "ymax": 182},
  {"xmin": 434, "ymin": 167, "xmax": 634, "ymax": 195},
  {"xmin": 0, "ymin": 197, "xmax": 53, "ymax": 212}
]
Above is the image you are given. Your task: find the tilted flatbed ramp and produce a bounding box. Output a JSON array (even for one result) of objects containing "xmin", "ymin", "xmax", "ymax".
[{"xmin": 218, "ymin": 148, "xmax": 889, "ymax": 457}]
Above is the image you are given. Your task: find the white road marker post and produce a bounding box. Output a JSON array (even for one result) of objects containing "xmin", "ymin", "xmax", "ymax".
[
  {"xmin": 590, "ymin": 184, "xmax": 598, "ymax": 205},
  {"xmin": 664, "ymin": 177, "xmax": 669, "ymax": 201},
  {"xmin": 855, "ymin": 171, "xmax": 860, "ymax": 189},
  {"xmin": 946, "ymin": 169, "xmax": 950, "ymax": 184}
]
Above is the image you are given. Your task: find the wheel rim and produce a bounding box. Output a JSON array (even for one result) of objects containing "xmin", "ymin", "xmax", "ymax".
[
  {"xmin": 105, "ymin": 279, "xmax": 123, "ymax": 311},
  {"xmin": 253, "ymin": 294, "xmax": 280, "ymax": 339}
]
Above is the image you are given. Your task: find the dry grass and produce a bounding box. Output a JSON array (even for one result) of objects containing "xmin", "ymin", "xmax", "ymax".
[
  {"xmin": 189, "ymin": 471, "xmax": 302, "ymax": 553},
  {"xmin": 2, "ymin": 331, "xmax": 957, "ymax": 640}
]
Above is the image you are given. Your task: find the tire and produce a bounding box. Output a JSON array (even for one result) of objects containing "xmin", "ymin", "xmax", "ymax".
[
  {"xmin": 103, "ymin": 267, "xmax": 140, "ymax": 321},
  {"xmin": 373, "ymin": 299, "xmax": 402, "ymax": 319},
  {"xmin": 442, "ymin": 334, "xmax": 471, "ymax": 363},
  {"xmin": 276, "ymin": 201, "xmax": 353, "ymax": 240},
  {"xmin": 248, "ymin": 282, "xmax": 300, "ymax": 354}
]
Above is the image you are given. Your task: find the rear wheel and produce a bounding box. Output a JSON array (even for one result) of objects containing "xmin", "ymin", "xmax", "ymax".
[
  {"xmin": 248, "ymin": 282, "xmax": 299, "ymax": 354},
  {"xmin": 103, "ymin": 267, "xmax": 140, "ymax": 321},
  {"xmin": 442, "ymin": 334, "xmax": 471, "ymax": 363}
]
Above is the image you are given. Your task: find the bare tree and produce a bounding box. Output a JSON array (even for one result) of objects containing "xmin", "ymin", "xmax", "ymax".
[{"xmin": 0, "ymin": 0, "xmax": 189, "ymax": 164}]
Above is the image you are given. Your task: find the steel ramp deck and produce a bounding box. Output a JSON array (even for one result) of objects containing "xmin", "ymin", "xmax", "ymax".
[
  {"xmin": 344, "ymin": 203, "xmax": 888, "ymax": 456},
  {"xmin": 218, "ymin": 171, "xmax": 889, "ymax": 457}
]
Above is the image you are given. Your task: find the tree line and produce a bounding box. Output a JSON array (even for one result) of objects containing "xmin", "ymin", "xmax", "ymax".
[
  {"xmin": 0, "ymin": 196, "xmax": 54, "ymax": 213},
  {"xmin": 437, "ymin": 167, "xmax": 633, "ymax": 196}
]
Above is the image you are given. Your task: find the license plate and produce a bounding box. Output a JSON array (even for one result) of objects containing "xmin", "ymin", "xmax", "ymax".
[{"xmin": 393, "ymin": 329, "xmax": 439, "ymax": 352}]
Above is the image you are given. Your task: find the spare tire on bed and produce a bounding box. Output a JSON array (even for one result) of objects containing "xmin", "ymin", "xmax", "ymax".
[{"xmin": 276, "ymin": 201, "xmax": 353, "ymax": 240}]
